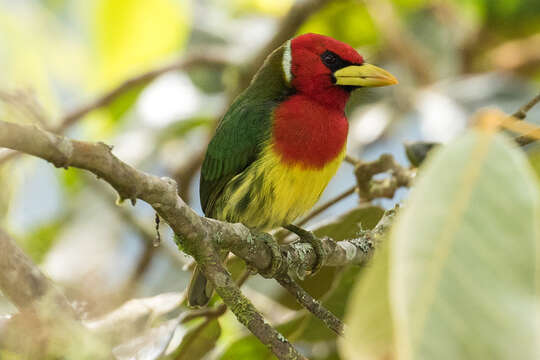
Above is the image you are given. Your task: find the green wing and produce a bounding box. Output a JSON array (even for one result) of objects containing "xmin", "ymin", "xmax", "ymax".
[
  {"xmin": 200, "ymin": 98, "xmax": 275, "ymax": 217},
  {"xmin": 200, "ymin": 43, "xmax": 291, "ymax": 217}
]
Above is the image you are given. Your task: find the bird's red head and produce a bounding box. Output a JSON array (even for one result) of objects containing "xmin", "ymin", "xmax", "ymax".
[{"xmin": 282, "ymin": 33, "xmax": 397, "ymax": 108}]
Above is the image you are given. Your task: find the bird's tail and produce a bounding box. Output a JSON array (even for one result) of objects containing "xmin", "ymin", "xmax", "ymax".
[{"xmin": 187, "ymin": 265, "xmax": 214, "ymax": 307}]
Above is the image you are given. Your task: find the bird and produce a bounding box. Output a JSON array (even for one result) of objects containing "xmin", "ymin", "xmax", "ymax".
[{"xmin": 188, "ymin": 33, "xmax": 398, "ymax": 307}]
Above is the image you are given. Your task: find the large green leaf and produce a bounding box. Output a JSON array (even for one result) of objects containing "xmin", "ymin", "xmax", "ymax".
[
  {"xmin": 168, "ymin": 318, "xmax": 221, "ymax": 360},
  {"xmin": 299, "ymin": 0, "xmax": 378, "ymax": 48},
  {"xmin": 391, "ymin": 130, "xmax": 540, "ymax": 359},
  {"xmin": 88, "ymin": 0, "xmax": 191, "ymax": 124},
  {"xmin": 92, "ymin": 0, "xmax": 190, "ymax": 88},
  {"xmin": 339, "ymin": 238, "xmax": 394, "ymax": 360}
]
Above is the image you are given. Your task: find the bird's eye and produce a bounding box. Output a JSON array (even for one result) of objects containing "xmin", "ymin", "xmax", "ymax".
[{"xmin": 322, "ymin": 52, "xmax": 337, "ymax": 65}]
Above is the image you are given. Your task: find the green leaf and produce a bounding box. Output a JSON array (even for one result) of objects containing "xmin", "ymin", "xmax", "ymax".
[
  {"xmin": 339, "ymin": 238, "xmax": 394, "ymax": 360},
  {"xmin": 313, "ymin": 205, "xmax": 384, "ymax": 240},
  {"xmin": 92, "ymin": 0, "xmax": 190, "ymax": 88},
  {"xmin": 113, "ymin": 318, "xmax": 181, "ymax": 360},
  {"xmin": 220, "ymin": 316, "xmax": 304, "ymax": 360},
  {"xmin": 158, "ymin": 116, "xmax": 214, "ymax": 143},
  {"xmin": 89, "ymin": 0, "xmax": 191, "ymax": 123},
  {"xmin": 391, "ymin": 130, "xmax": 540, "ymax": 359},
  {"xmin": 20, "ymin": 219, "xmax": 65, "ymax": 263},
  {"xmin": 170, "ymin": 318, "xmax": 221, "ymax": 360},
  {"xmin": 300, "ymin": 0, "xmax": 378, "ymax": 48}
]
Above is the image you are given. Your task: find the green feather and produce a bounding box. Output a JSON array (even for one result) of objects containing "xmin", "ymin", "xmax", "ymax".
[{"xmin": 200, "ymin": 44, "xmax": 293, "ymax": 216}]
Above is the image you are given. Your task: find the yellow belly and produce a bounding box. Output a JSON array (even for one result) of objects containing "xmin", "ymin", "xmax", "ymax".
[{"xmin": 214, "ymin": 142, "xmax": 346, "ymax": 230}]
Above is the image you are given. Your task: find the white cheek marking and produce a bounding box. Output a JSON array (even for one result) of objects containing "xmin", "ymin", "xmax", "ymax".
[{"xmin": 282, "ymin": 40, "xmax": 292, "ymax": 84}]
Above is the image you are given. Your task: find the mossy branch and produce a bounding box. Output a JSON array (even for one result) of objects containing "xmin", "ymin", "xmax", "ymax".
[{"xmin": 0, "ymin": 119, "xmax": 395, "ymax": 360}]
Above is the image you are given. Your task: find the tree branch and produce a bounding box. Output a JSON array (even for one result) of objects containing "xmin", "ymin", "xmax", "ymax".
[
  {"xmin": 276, "ymin": 275, "xmax": 344, "ymax": 335},
  {"xmin": 354, "ymin": 154, "xmax": 415, "ymax": 201},
  {"xmin": 58, "ymin": 51, "xmax": 230, "ymax": 132},
  {"xmin": 0, "ymin": 113, "xmax": 399, "ymax": 358},
  {"xmin": 505, "ymin": 91, "xmax": 540, "ymax": 146},
  {"xmin": 0, "ymin": 119, "xmax": 304, "ymax": 359}
]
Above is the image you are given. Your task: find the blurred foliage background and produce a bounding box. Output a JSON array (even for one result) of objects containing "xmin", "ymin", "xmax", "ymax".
[{"xmin": 0, "ymin": 0, "xmax": 539, "ymax": 359}]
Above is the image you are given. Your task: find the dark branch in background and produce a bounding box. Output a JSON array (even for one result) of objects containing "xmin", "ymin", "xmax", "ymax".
[
  {"xmin": 0, "ymin": 89, "xmax": 48, "ymax": 126},
  {"xmin": 58, "ymin": 51, "xmax": 230, "ymax": 132},
  {"xmin": 363, "ymin": 0, "xmax": 434, "ymax": 85},
  {"xmin": 0, "ymin": 51, "xmax": 230, "ymax": 167}
]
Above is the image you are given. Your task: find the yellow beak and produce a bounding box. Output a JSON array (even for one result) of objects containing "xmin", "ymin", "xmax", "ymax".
[{"xmin": 333, "ymin": 63, "xmax": 398, "ymax": 87}]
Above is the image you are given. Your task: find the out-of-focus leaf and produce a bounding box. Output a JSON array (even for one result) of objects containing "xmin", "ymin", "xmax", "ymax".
[
  {"xmin": 167, "ymin": 318, "xmax": 221, "ymax": 360},
  {"xmin": 20, "ymin": 219, "xmax": 65, "ymax": 263},
  {"xmin": 106, "ymin": 82, "xmax": 149, "ymax": 123},
  {"xmin": 158, "ymin": 116, "xmax": 214, "ymax": 143},
  {"xmin": 313, "ymin": 205, "xmax": 384, "ymax": 240},
  {"xmin": 89, "ymin": 0, "xmax": 191, "ymax": 124},
  {"xmin": 92, "ymin": 0, "xmax": 190, "ymax": 88},
  {"xmin": 339, "ymin": 238, "xmax": 393, "ymax": 360},
  {"xmin": 453, "ymin": 0, "xmax": 540, "ymax": 37},
  {"xmin": 59, "ymin": 167, "xmax": 84, "ymax": 197},
  {"xmin": 276, "ymin": 206, "xmax": 384, "ymax": 310},
  {"xmin": 188, "ymin": 67, "xmax": 226, "ymax": 94},
  {"xmin": 392, "ymin": 0, "xmax": 428, "ymax": 10},
  {"xmin": 300, "ymin": 0, "xmax": 378, "ymax": 48},
  {"xmin": 298, "ymin": 265, "xmax": 361, "ymax": 343},
  {"xmin": 86, "ymin": 292, "xmax": 183, "ymax": 344},
  {"xmin": 1, "ymin": 299, "xmax": 111, "ymax": 359},
  {"xmin": 0, "ymin": 5, "xmax": 88, "ymax": 117},
  {"xmin": 527, "ymin": 146, "xmax": 540, "ymax": 180},
  {"xmin": 113, "ymin": 318, "xmax": 181, "ymax": 360},
  {"xmin": 391, "ymin": 130, "xmax": 540, "ymax": 359},
  {"xmin": 228, "ymin": 0, "xmax": 293, "ymax": 16},
  {"xmin": 220, "ymin": 316, "xmax": 305, "ymax": 360}
]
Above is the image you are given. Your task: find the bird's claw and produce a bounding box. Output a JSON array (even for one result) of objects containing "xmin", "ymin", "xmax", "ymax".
[
  {"xmin": 252, "ymin": 231, "xmax": 283, "ymax": 278},
  {"xmin": 285, "ymin": 224, "xmax": 326, "ymax": 275}
]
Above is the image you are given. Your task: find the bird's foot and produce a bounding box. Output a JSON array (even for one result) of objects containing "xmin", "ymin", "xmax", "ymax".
[
  {"xmin": 285, "ymin": 224, "xmax": 326, "ymax": 275},
  {"xmin": 250, "ymin": 231, "xmax": 283, "ymax": 279}
]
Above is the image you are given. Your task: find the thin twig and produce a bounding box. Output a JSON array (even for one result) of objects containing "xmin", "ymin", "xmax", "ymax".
[
  {"xmin": 513, "ymin": 92, "xmax": 540, "ymax": 120},
  {"xmin": 180, "ymin": 268, "xmax": 250, "ymax": 323},
  {"xmin": 511, "ymin": 92, "xmax": 540, "ymax": 146},
  {"xmin": 276, "ymin": 275, "xmax": 344, "ymax": 336},
  {"xmin": 363, "ymin": 0, "xmax": 434, "ymax": 85},
  {"xmin": 57, "ymin": 52, "xmax": 230, "ymax": 132},
  {"xmin": 344, "ymin": 154, "xmax": 360, "ymax": 165}
]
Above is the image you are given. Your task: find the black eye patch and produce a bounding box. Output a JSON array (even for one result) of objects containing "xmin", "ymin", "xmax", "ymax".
[{"xmin": 320, "ymin": 50, "xmax": 354, "ymax": 72}]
